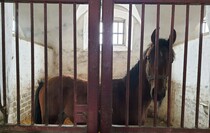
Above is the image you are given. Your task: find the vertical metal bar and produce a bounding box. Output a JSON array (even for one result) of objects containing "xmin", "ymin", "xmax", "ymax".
[
  {"xmin": 181, "ymin": 4, "xmax": 189, "ymax": 128},
  {"xmin": 167, "ymin": 4, "xmax": 175, "ymax": 127},
  {"xmin": 88, "ymin": 0, "xmax": 100, "ymax": 132},
  {"xmin": 125, "ymin": 3, "xmax": 132, "ymax": 126},
  {"xmin": 73, "ymin": 3, "xmax": 77, "ymax": 126},
  {"xmin": 58, "ymin": 2, "xmax": 63, "ymax": 126},
  {"xmin": 44, "ymin": 2, "xmax": 49, "ymax": 125},
  {"xmin": 30, "ymin": 2, "xmax": 35, "ymax": 125},
  {"xmin": 195, "ymin": 4, "xmax": 204, "ymax": 128},
  {"xmin": 153, "ymin": 4, "xmax": 160, "ymax": 127},
  {"xmin": 15, "ymin": 1, "xmax": 20, "ymax": 125},
  {"xmin": 101, "ymin": 0, "xmax": 113, "ymax": 132},
  {"xmin": 138, "ymin": 3, "xmax": 145, "ymax": 126},
  {"xmin": 1, "ymin": 0, "xmax": 8, "ymax": 124}
]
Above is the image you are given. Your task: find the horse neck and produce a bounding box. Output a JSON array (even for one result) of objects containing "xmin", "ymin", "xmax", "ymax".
[{"xmin": 123, "ymin": 60, "xmax": 148, "ymax": 91}]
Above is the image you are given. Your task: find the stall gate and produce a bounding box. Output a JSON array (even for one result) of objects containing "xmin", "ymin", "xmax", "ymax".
[{"xmin": 0, "ymin": 0, "xmax": 210, "ymax": 133}]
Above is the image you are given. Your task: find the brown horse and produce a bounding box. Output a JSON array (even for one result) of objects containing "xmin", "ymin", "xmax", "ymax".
[{"xmin": 35, "ymin": 29, "xmax": 176, "ymax": 125}]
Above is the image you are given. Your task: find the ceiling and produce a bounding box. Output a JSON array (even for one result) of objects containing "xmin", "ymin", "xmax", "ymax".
[{"xmin": 17, "ymin": 4, "xmax": 208, "ymax": 50}]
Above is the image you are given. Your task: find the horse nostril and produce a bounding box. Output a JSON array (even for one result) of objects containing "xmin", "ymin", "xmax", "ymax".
[
  {"xmin": 157, "ymin": 91, "xmax": 166, "ymax": 101},
  {"xmin": 151, "ymin": 89, "xmax": 166, "ymax": 101}
]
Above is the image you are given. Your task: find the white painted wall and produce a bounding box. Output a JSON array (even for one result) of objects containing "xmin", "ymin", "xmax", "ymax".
[
  {"xmin": 7, "ymin": 38, "xmax": 54, "ymax": 123},
  {"xmin": 158, "ymin": 35, "xmax": 210, "ymax": 128},
  {"xmin": 0, "ymin": 4, "xmax": 55, "ymax": 123},
  {"xmin": 0, "ymin": 3, "xmax": 14, "ymax": 123}
]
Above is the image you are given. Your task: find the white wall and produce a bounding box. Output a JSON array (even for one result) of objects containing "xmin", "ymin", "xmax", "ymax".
[
  {"xmin": 0, "ymin": 4, "xmax": 55, "ymax": 123},
  {"xmin": 158, "ymin": 35, "xmax": 210, "ymax": 128},
  {"xmin": 0, "ymin": 3, "xmax": 14, "ymax": 123},
  {"xmin": 7, "ymin": 38, "xmax": 54, "ymax": 123}
]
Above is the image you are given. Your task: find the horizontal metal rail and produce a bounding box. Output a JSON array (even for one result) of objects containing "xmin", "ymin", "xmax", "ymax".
[
  {"xmin": 114, "ymin": 0, "xmax": 210, "ymax": 4},
  {"xmin": 112, "ymin": 126, "xmax": 210, "ymax": 133},
  {"xmin": 4, "ymin": 0, "xmax": 88, "ymax": 4},
  {"xmin": 0, "ymin": 125, "xmax": 87, "ymax": 132}
]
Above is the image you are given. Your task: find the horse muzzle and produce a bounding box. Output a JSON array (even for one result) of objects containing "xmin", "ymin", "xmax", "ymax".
[{"xmin": 151, "ymin": 88, "xmax": 166, "ymax": 101}]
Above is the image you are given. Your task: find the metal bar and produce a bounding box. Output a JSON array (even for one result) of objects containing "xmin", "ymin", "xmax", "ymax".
[
  {"xmin": 1, "ymin": 0, "xmax": 8, "ymax": 124},
  {"xmin": 15, "ymin": 1, "xmax": 20, "ymax": 125},
  {"xmin": 125, "ymin": 3, "xmax": 132, "ymax": 126},
  {"xmin": 1, "ymin": 0, "xmax": 5, "ymax": 116},
  {"xmin": 44, "ymin": 2, "xmax": 49, "ymax": 125},
  {"xmin": 30, "ymin": 2, "xmax": 35, "ymax": 125},
  {"xmin": 4, "ymin": 0, "xmax": 88, "ymax": 4},
  {"xmin": 100, "ymin": 0, "xmax": 113, "ymax": 132},
  {"xmin": 0, "ymin": 125, "xmax": 87, "ymax": 132},
  {"xmin": 195, "ymin": 4, "xmax": 204, "ymax": 128},
  {"xmin": 114, "ymin": 0, "xmax": 210, "ymax": 4},
  {"xmin": 153, "ymin": 4, "xmax": 160, "ymax": 127},
  {"xmin": 112, "ymin": 126, "xmax": 210, "ymax": 133},
  {"xmin": 1, "ymin": 0, "xmax": 6, "ymax": 107},
  {"xmin": 167, "ymin": 4, "xmax": 175, "ymax": 127},
  {"xmin": 4, "ymin": 0, "xmax": 210, "ymax": 4},
  {"xmin": 73, "ymin": 3, "xmax": 77, "ymax": 126},
  {"xmin": 58, "ymin": 2, "xmax": 63, "ymax": 126},
  {"xmin": 138, "ymin": 3, "xmax": 145, "ymax": 126},
  {"xmin": 127, "ymin": 4, "xmax": 132, "ymax": 123},
  {"xmin": 181, "ymin": 4, "xmax": 189, "ymax": 128},
  {"xmin": 87, "ymin": 0, "xmax": 100, "ymax": 132}
]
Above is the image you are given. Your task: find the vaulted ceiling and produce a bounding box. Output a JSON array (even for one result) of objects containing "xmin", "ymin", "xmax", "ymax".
[{"xmin": 17, "ymin": 4, "xmax": 208, "ymax": 50}]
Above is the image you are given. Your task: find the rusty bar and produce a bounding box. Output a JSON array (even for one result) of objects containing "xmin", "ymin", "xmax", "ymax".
[
  {"xmin": 0, "ymin": 125, "xmax": 87, "ymax": 132},
  {"xmin": 1, "ymin": 0, "xmax": 8, "ymax": 124},
  {"xmin": 87, "ymin": 0, "xmax": 100, "ymax": 132},
  {"xmin": 1, "ymin": 0, "xmax": 6, "ymax": 110},
  {"xmin": 73, "ymin": 3, "xmax": 78, "ymax": 125},
  {"xmin": 1, "ymin": 0, "xmax": 6, "ymax": 107},
  {"xmin": 195, "ymin": 4, "xmax": 204, "ymax": 128},
  {"xmin": 58, "ymin": 2, "xmax": 63, "ymax": 126},
  {"xmin": 167, "ymin": 4, "xmax": 175, "ymax": 127},
  {"xmin": 30, "ymin": 2, "xmax": 35, "ymax": 125},
  {"xmin": 138, "ymin": 3, "xmax": 145, "ymax": 126},
  {"xmin": 125, "ymin": 3, "xmax": 132, "ymax": 126},
  {"xmin": 100, "ymin": 0, "xmax": 113, "ymax": 132},
  {"xmin": 114, "ymin": 0, "xmax": 210, "ymax": 4},
  {"xmin": 153, "ymin": 4, "xmax": 160, "ymax": 127},
  {"xmin": 44, "ymin": 2, "xmax": 49, "ymax": 125},
  {"xmin": 15, "ymin": 1, "xmax": 20, "ymax": 125},
  {"xmin": 4, "ymin": 0, "xmax": 88, "ymax": 4},
  {"xmin": 112, "ymin": 126, "xmax": 210, "ymax": 133},
  {"xmin": 180, "ymin": 4, "xmax": 189, "ymax": 128}
]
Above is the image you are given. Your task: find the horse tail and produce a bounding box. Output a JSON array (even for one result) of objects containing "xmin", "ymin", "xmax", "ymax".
[{"xmin": 35, "ymin": 80, "xmax": 44, "ymax": 124}]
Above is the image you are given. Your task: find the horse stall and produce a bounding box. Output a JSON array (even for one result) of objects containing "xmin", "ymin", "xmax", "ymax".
[{"xmin": 0, "ymin": 0, "xmax": 210, "ymax": 133}]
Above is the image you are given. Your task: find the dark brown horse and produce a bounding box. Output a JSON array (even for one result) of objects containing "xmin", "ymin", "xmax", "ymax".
[{"xmin": 35, "ymin": 29, "xmax": 176, "ymax": 125}]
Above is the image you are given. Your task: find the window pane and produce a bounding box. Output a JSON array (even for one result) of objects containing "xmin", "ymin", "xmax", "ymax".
[
  {"xmin": 113, "ymin": 22, "xmax": 118, "ymax": 33},
  {"xmin": 118, "ymin": 22, "xmax": 124, "ymax": 33},
  {"xmin": 118, "ymin": 34, "xmax": 123, "ymax": 45},
  {"xmin": 113, "ymin": 34, "xmax": 118, "ymax": 44}
]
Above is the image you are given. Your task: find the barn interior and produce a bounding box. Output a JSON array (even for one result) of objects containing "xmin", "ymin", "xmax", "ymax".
[{"xmin": 0, "ymin": 3, "xmax": 210, "ymax": 128}]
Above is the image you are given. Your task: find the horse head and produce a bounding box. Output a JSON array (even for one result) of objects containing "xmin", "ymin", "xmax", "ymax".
[{"xmin": 145, "ymin": 29, "xmax": 176, "ymax": 102}]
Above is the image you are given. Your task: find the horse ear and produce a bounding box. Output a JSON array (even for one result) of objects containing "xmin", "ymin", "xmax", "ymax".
[
  {"xmin": 168, "ymin": 29, "xmax": 176, "ymax": 44},
  {"xmin": 151, "ymin": 29, "xmax": 156, "ymax": 44}
]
